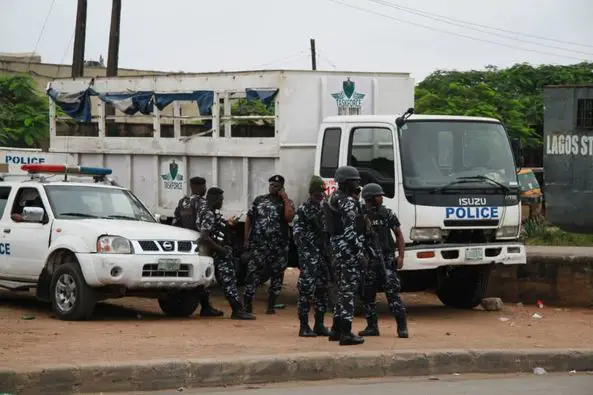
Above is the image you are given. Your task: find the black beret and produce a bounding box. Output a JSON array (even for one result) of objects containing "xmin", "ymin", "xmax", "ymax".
[
  {"xmin": 206, "ymin": 187, "xmax": 224, "ymax": 196},
  {"xmin": 190, "ymin": 176, "xmax": 206, "ymax": 185},
  {"xmin": 268, "ymin": 174, "xmax": 285, "ymax": 185}
]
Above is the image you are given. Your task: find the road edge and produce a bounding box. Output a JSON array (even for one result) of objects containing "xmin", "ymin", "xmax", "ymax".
[{"xmin": 1, "ymin": 349, "xmax": 592, "ymax": 394}]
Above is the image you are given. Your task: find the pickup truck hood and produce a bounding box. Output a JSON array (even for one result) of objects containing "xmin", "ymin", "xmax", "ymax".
[{"xmin": 55, "ymin": 219, "xmax": 199, "ymax": 240}]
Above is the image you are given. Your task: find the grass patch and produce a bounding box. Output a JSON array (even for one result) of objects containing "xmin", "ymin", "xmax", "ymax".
[{"xmin": 523, "ymin": 216, "xmax": 593, "ymax": 246}]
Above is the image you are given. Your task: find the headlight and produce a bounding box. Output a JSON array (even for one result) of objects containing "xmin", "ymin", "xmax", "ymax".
[
  {"xmin": 97, "ymin": 235, "xmax": 133, "ymax": 254},
  {"xmin": 496, "ymin": 226, "xmax": 520, "ymax": 239},
  {"xmin": 410, "ymin": 227, "xmax": 442, "ymax": 242}
]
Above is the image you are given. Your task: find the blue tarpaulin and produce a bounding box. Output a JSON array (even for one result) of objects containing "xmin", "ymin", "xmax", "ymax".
[
  {"xmin": 47, "ymin": 87, "xmax": 95, "ymax": 122},
  {"xmin": 47, "ymin": 87, "xmax": 276, "ymax": 122},
  {"xmin": 245, "ymin": 89, "xmax": 278, "ymax": 107}
]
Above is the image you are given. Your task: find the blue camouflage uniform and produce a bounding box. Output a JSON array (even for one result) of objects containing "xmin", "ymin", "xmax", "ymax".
[
  {"xmin": 360, "ymin": 205, "xmax": 406, "ymax": 319},
  {"xmin": 173, "ymin": 193, "xmax": 222, "ymax": 317},
  {"xmin": 327, "ymin": 190, "xmax": 365, "ymax": 325},
  {"xmin": 293, "ymin": 194, "xmax": 331, "ymax": 336},
  {"xmin": 198, "ymin": 208, "xmax": 243, "ymax": 309},
  {"xmin": 243, "ymin": 194, "xmax": 295, "ymax": 310}
]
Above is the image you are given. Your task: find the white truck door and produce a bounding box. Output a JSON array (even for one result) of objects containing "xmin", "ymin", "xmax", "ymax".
[
  {"xmin": 0, "ymin": 185, "xmax": 14, "ymax": 276},
  {"xmin": 6, "ymin": 186, "xmax": 51, "ymax": 280},
  {"xmin": 345, "ymin": 123, "xmax": 399, "ymax": 213},
  {"xmin": 317, "ymin": 125, "xmax": 345, "ymax": 194}
]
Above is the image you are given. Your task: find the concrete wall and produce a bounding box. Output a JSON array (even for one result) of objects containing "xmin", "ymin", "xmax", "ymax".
[
  {"xmin": 0, "ymin": 58, "xmax": 169, "ymax": 90},
  {"xmin": 487, "ymin": 255, "xmax": 593, "ymax": 307}
]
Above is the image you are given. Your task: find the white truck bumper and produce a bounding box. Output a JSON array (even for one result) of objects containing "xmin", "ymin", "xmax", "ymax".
[
  {"xmin": 75, "ymin": 252, "xmax": 215, "ymax": 289},
  {"xmin": 400, "ymin": 242, "xmax": 526, "ymax": 271}
]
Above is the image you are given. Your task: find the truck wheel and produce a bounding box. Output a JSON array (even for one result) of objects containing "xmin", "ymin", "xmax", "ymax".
[
  {"xmin": 436, "ymin": 265, "xmax": 491, "ymax": 309},
  {"xmin": 158, "ymin": 291, "xmax": 200, "ymax": 317},
  {"xmin": 50, "ymin": 258, "xmax": 96, "ymax": 321}
]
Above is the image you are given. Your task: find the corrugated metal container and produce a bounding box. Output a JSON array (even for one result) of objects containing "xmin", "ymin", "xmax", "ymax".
[{"xmin": 543, "ymin": 84, "xmax": 593, "ymax": 233}]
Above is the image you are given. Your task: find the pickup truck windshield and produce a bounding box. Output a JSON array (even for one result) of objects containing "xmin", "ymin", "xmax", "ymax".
[
  {"xmin": 398, "ymin": 121, "xmax": 517, "ymax": 190},
  {"xmin": 44, "ymin": 185, "xmax": 155, "ymax": 222}
]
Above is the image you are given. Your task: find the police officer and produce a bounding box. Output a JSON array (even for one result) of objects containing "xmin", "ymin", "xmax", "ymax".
[
  {"xmin": 293, "ymin": 176, "xmax": 331, "ymax": 337},
  {"xmin": 198, "ymin": 187, "xmax": 255, "ymax": 320},
  {"xmin": 323, "ymin": 166, "xmax": 366, "ymax": 346},
  {"xmin": 358, "ymin": 183, "xmax": 409, "ymax": 338},
  {"xmin": 243, "ymin": 175, "xmax": 295, "ymax": 314},
  {"xmin": 172, "ymin": 176, "xmax": 223, "ymax": 317}
]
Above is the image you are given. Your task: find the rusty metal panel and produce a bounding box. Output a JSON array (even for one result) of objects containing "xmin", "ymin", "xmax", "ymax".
[{"xmin": 543, "ymin": 86, "xmax": 593, "ymax": 233}]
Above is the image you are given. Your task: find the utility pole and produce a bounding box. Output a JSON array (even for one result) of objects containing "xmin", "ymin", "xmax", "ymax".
[
  {"xmin": 105, "ymin": 0, "xmax": 122, "ymax": 135},
  {"xmin": 71, "ymin": 0, "xmax": 87, "ymax": 77},
  {"xmin": 106, "ymin": 0, "xmax": 122, "ymax": 77},
  {"xmin": 310, "ymin": 38, "xmax": 317, "ymax": 70}
]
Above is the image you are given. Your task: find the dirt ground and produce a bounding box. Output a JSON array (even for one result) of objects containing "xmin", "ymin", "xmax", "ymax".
[{"xmin": 1, "ymin": 268, "xmax": 591, "ymax": 370}]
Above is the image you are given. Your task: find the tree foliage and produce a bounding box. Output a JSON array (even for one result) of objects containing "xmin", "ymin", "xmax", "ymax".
[
  {"xmin": 0, "ymin": 74, "xmax": 50, "ymax": 148},
  {"xmin": 415, "ymin": 62, "xmax": 593, "ymax": 145}
]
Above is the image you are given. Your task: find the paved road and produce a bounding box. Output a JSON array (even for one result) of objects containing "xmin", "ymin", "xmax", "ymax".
[
  {"xmin": 526, "ymin": 245, "xmax": 593, "ymax": 257},
  {"xmin": 96, "ymin": 374, "xmax": 593, "ymax": 395}
]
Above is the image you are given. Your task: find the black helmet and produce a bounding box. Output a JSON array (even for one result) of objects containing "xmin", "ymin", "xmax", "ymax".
[
  {"xmin": 334, "ymin": 166, "xmax": 360, "ymax": 183},
  {"xmin": 361, "ymin": 183, "xmax": 385, "ymax": 200}
]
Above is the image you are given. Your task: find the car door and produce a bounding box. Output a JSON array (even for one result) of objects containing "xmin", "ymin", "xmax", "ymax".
[
  {"xmin": 0, "ymin": 185, "xmax": 14, "ymax": 277},
  {"xmin": 6, "ymin": 186, "xmax": 51, "ymax": 280}
]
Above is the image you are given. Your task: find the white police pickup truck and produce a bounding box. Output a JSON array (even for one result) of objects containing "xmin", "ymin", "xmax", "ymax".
[{"xmin": 0, "ymin": 164, "xmax": 215, "ymax": 320}]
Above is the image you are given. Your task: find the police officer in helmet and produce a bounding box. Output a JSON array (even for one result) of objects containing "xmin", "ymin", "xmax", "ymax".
[
  {"xmin": 359, "ymin": 182, "xmax": 408, "ymax": 338},
  {"xmin": 323, "ymin": 165, "xmax": 366, "ymax": 346}
]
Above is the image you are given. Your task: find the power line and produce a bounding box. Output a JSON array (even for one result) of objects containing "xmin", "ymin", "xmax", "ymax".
[
  {"xmin": 249, "ymin": 50, "xmax": 308, "ymax": 69},
  {"xmin": 55, "ymin": 28, "xmax": 76, "ymax": 77},
  {"xmin": 316, "ymin": 49, "xmax": 338, "ymax": 70},
  {"xmin": 329, "ymin": 0, "xmax": 589, "ymax": 62},
  {"xmin": 369, "ymin": 0, "xmax": 593, "ymax": 56},
  {"xmin": 371, "ymin": 0, "xmax": 593, "ymax": 49},
  {"xmin": 27, "ymin": 0, "xmax": 57, "ymax": 69}
]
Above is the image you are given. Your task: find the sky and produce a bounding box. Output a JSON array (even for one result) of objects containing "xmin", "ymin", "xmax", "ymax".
[{"xmin": 1, "ymin": 0, "xmax": 592, "ymax": 82}]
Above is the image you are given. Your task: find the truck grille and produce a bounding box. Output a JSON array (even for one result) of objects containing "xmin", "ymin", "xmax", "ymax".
[
  {"xmin": 137, "ymin": 240, "xmax": 195, "ymax": 253},
  {"xmin": 142, "ymin": 264, "xmax": 191, "ymax": 277}
]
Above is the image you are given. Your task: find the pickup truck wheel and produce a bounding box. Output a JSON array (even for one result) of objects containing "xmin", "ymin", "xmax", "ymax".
[
  {"xmin": 436, "ymin": 265, "xmax": 491, "ymax": 309},
  {"xmin": 158, "ymin": 291, "xmax": 200, "ymax": 317},
  {"xmin": 50, "ymin": 260, "xmax": 96, "ymax": 321}
]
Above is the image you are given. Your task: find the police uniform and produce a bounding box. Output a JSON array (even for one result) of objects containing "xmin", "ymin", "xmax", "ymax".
[
  {"xmin": 243, "ymin": 174, "xmax": 295, "ymax": 314},
  {"xmin": 198, "ymin": 188, "xmax": 254, "ymax": 320},
  {"xmin": 293, "ymin": 176, "xmax": 331, "ymax": 337},
  {"xmin": 358, "ymin": 183, "xmax": 409, "ymax": 338},
  {"xmin": 173, "ymin": 176, "xmax": 223, "ymax": 317},
  {"xmin": 323, "ymin": 166, "xmax": 365, "ymax": 346}
]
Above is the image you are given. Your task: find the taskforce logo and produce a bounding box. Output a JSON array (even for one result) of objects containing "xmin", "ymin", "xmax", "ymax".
[
  {"xmin": 161, "ymin": 159, "xmax": 184, "ymax": 190},
  {"xmin": 331, "ymin": 78, "xmax": 365, "ymax": 115}
]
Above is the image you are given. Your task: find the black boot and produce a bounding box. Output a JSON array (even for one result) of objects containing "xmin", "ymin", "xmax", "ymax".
[
  {"xmin": 313, "ymin": 311, "xmax": 331, "ymax": 336},
  {"xmin": 358, "ymin": 315, "xmax": 380, "ymax": 336},
  {"xmin": 395, "ymin": 314, "xmax": 409, "ymax": 338},
  {"xmin": 298, "ymin": 314, "xmax": 317, "ymax": 337},
  {"xmin": 230, "ymin": 300, "xmax": 256, "ymax": 320},
  {"xmin": 328, "ymin": 317, "xmax": 341, "ymax": 341},
  {"xmin": 339, "ymin": 319, "xmax": 365, "ymax": 346},
  {"xmin": 199, "ymin": 293, "xmax": 224, "ymax": 317},
  {"xmin": 266, "ymin": 295, "xmax": 277, "ymax": 315},
  {"xmin": 243, "ymin": 295, "xmax": 253, "ymax": 314}
]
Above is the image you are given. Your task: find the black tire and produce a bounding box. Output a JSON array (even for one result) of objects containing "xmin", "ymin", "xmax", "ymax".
[
  {"xmin": 436, "ymin": 264, "xmax": 491, "ymax": 309},
  {"xmin": 50, "ymin": 257, "xmax": 96, "ymax": 321},
  {"xmin": 158, "ymin": 291, "xmax": 200, "ymax": 317}
]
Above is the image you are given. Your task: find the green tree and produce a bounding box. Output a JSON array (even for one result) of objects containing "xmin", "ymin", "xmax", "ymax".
[
  {"xmin": 0, "ymin": 74, "xmax": 49, "ymax": 148},
  {"xmin": 415, "ymin": 62, "xmax": 593, "ymax": 145}
]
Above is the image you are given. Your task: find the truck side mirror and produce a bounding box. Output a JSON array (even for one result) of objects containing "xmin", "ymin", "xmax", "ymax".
[
  {"xmin": 510, "ymin": 138, "xmax": 523, "ymax": 168},
  {"xmin": 22, "ymin": 206, "xmax": 45, "ymax": 223}
]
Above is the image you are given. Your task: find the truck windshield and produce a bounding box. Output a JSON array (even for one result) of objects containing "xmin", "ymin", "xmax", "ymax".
[
  {"xmin": 44, "ymin": 185, "xmax": 155, "ymax": 222},
  {"xmin": 398, "ymin": 120, "xmax": 517, "ymax": 190}
]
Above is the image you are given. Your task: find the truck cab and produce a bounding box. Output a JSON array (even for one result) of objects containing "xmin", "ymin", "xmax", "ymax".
[
  {"xmin": 0, "ymin": 165, "xmax": 215, "ymax": 320},
  {"xmin": 315, "ymin": 113, "xmax": 527, "ymax": 308}
]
